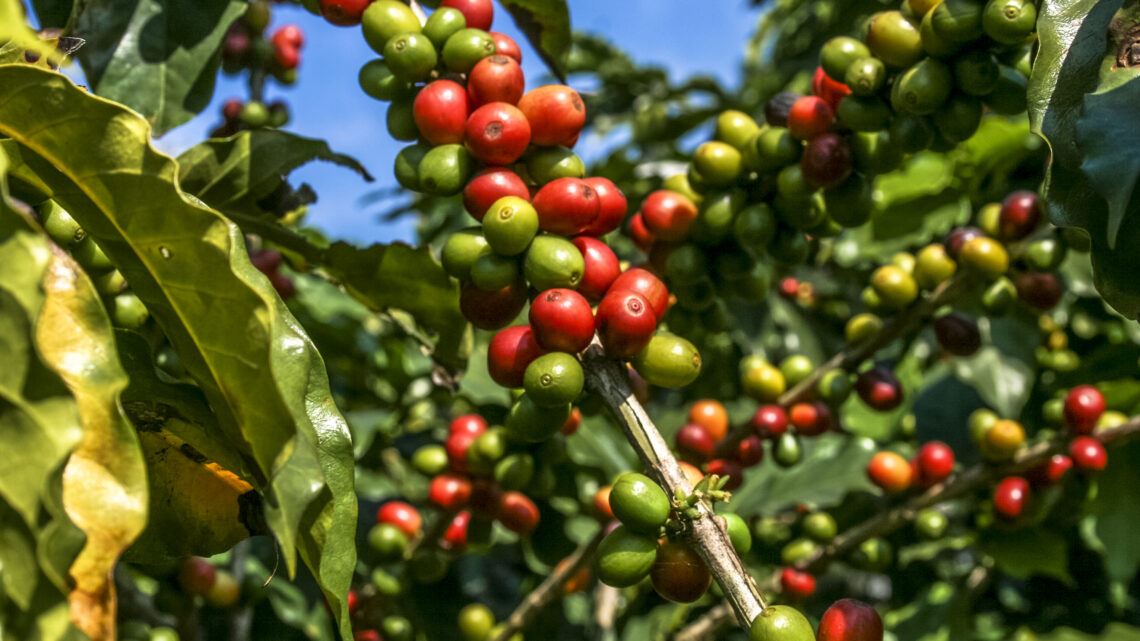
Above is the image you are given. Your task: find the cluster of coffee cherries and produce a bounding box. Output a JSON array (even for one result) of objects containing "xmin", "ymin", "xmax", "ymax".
[
  {"xmin": 592, "ymin": 470, "xmax": 751, "ymax": 605},
  {"xmin": 751, "ymin": 597, "xmax": 884, "ymax": 641},
  {"xmin": 674, "ymin": 398, "xmax": 800, "ymax": 491},
  {"xmin": 119, "ymin": 556, "xmax": 244, "ymax": 641},
  {"xmin": 35, "ymin": 200, "xmax": 150, "ymax": 330}
]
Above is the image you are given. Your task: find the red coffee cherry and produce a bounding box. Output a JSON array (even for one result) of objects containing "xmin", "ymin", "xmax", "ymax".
[
  {"xmin": 593, "ymin": 486, "xmax": 615, "ymax": 521},
  {"xmin": 856, "ymin": 366, "xmax": 904, "ymax": 412},
  {"xmin": 464, "ymin": 102, "xmax": 531, "ymax": 165},
  {"xmin": 572, "ymin": 237, "xmax": 621, "ymax": 301},
  {"xmin": 440, "ymin": 0, "xmax": 493, "ymax": 30},
  {"xmin": 355, "ymin": 630, "xmax": 381, "ymax": 641},
  {"xmin": 752, "ymin": 404, "xmax": 789, "ymax": 438},
  {"xmin": 533, "ymin": 177, "xmax": 601, "ymax": 236},
  {"xmin": 997, "ymin": 190, "xmax": 1042, "ymax": 241},
  {"xmin": 706, "ymin": 459, "xmax": 744, "ymax": 491},
  {"xmin": 319, "ymin": 0, "xmax": 371, "ymax": 26},
  {"xmin": 736, "ymin": 435, "xmax": 765, "ymax": 467},
  {"xmin": 933, "ymin": 312, "xmax": 982, "ymax": 356},
  {"xmin": 460, "ymin": 281, "xmax": 527, "ymax": 330},
  {"xmin": 442, "ymin": 510, "xmax": 471, "ymax": 551},
  {"xmin": 609, "ymin": 268, "xmax": 669, "ymax": 319},
  {"xmin": 1064, "ymin": 385, "xmax": 1105, "ymax": 435},
  {"xmin": 1028, "ymin": 454, "xmax": 1072, "ymax": 487},
  {"xmin": 817, "ymin": 598, "xmax": 884, "ymax": 641},
  {"xmin": 463, "ymin": 167, "xmax": 530, "ymax": 221},
  {"xmin": 529, "ymin": 288, "xmax": 595, "ymax": 353},
  {"xmin": 376, "ymin": 501, "xmax": 423, "ymax": 539},
  {"xmin": 943, "ymin": 226, "xmax": 984, "ymax": 258},
  {"xmin": 561, "ymin": 407, "xmax": 583, "ymax": 435},
  {"xmin": 446, "ymin": 429, "xmax": 478, "ymax": 474},
  {"xmin": 274, "ymin": 44, "xmax": 300, "ymax": 70},
  {"xmin": 780, "ymin": 567, "xmax": 817, "ymax": 598},
  {"xmin": 993, "ymin": 476, "xmax": 1029, "ymax": 519},
  {"xmin": 178, "ymin": 556, "xmax": 217, "ymax": 595},
  {"xmin": 867, "ymin": 451, "xmax": 913, "ymax": 493},
  {"xmin": 469, "ymin": 478, "xmax": 504, "ymax": 519},
  {"xmin": 812, "ymin": 66, "xmax": 851, "ymax": 112},
  {"xmin": 518, "ymin": 85, "xmax": 586, "ymax": 146},
  {"xmin": 786, "ymin": 95, "xmax": 834, "ymax": 140},
  {"xmin": 1014, "ymin": 272, "xmax": 1063, "ymax": 310},
  {"xmin": 222, "ymin": 98, "xmax": 244, "ymax": 122},
  {"xmin": 272, "ymin": 24, "xmax": 305, "ymax": 49},
  {"xmin": 1070, "ymin": 436, "xmax": 1108, "ymax": 472},
  {"xmin": 801, "ymin": 132, "xmax": 853, "ymax": 189},
  {"xmin": 498, "ymin": 491, "xmax": 540, "ymax": 534},
  {"xmin": 915, "ymin": 441, "xmax": 955, "ymax": 486},
  {"xmin": 595, "ymin": 290, "xmax": 657, "ymax": 357},
  {"xmin": 490, "ymin": 31, "xmax": 522, "ymax": 62},
  {"xmin": 488, "ymin": 325, "xmax": 546, "ymax": 388},
  {"xmin": 578, "ymin": 177, "xmax": 628, "ymax": 237},
  {"xmin": 627, "ymin": 213, "xmax": 656, "ymax": 252},
  {"xmin": 347, "ymin": 589, "xmax": 358, "ymax": 615},
  {"xmin": 414, "ymin": 79, "xmax": 470, "ymax": 145},
  {"xmin": 790, "ymin": 402, "xmax": 831, "ymax": 436},
  {"xmin": 641, "ymin": 190, "xmax": 699, "ymax": 242},
  {"xmin": 676, "ymin": 423, "xmax": 716, "ymax": 462},
  {"xmin": 450, "ymin": 413, "xmax": 488, "ymax": 436},
  {"xmin": 467, "ymin": 55, "xmax": 525, "ymax": 107},
  {"xmin": 430, "ymin": 473, "xmax": 473, "ymax": 510},
  {"xmin": 223, "ymin": 28, "xmax": 250, "ymax": 60}
]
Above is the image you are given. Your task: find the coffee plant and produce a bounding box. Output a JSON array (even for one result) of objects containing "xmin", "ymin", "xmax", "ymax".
[{"xmin": 2, "ymin": 0, "xmax": 1140, "ymax": 640}]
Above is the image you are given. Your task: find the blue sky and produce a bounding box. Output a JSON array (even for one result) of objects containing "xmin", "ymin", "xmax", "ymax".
[{"xmin": 146, "ymin": 1, "xmax": 765, "ymax": 245}]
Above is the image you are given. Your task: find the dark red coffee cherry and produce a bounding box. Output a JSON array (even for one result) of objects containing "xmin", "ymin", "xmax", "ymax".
[
  {"xmin": 498, "ymin": 491, "xmax": 540, "ymax": 534},
  {"xmin": 488, "ymin": 325, "xmax": 546, "ymax": 388},
  {"xmin": 933, "ymin": 312, "xmax": 981, "ymax": 356},
  {"xmin": 414, "ymin": 79, "xmax": 470, "ymax": 145},
  {"xmin": 676, "ymin": 423, "xmax": 716, "ymax": 462},
  {"xmin": 464, "ymin": 102, "xmax": 531, "ymax": 165},
  {"xmin": 856, "ymin": 366, "xmax": 904, "ymax": 412},
  {"xmin": 1070, "ymin": 436, "xmax": 1107, "ymax": 472},
  {"xmin": 572, "ymin": 237, "xmax": 621, "ymax": 301},
  {"xmin": 997, "ymin": 190, "xmax": 1042, "ymax": 241},
  {"xmin": 529, "ymin": 288, "xmax": 595, "ymax": 353},
  {"xmin": 1064, "ymin": 385, "xmax": 1105, "ymax": 435},
  {"xmin": 801, "ymin": 133, "xmax": 852, "ymax": 189},
  {"xmin": 609, "ymin": 268, "xmax": 669, "ymax": 319},
  {"xmin": 460, "ymin": 280, "xmax": 527, "ymax": 330},
  {"xmin": 1014, "ymin": 272, "xmax": 1062, "ymax": 310},
  {"xmin": 817, "ymin": 599, "xmax": 884, "ymax": 641},
  {"xmin": 943, "ymin": 226, "xmax": 984, "ymax": 258},
  {"xmin": 319, "ymin": 0, "xmax": 371, "ymax": 26},
  {"xmin": 463, "ymin": 167, "xmax": 530, "ymax": 221},
  {"xmin": 467, "ymin": 55, "xmax": 525, "ymax": 107},
  {"xmin": 578, "ymin": 177, "xmax": 628, "ymax": 237},
  {"xmin": 595, "ymin": 290, "xmax": 657, "ymax": 357},
  {"xmin": 765, "ymin": 91, "xmax": 803, "ymax": 127},
  {"xmin": 993, "ymin": 476, "xmax": 1029, "ymax": 520},
  {"xmin": 533, "ymin": 178, "xmax": 601, "ymax": 236},
  {"xmin": 706, "ymin": 459, "xmax": 744, "ymax": 491},
  {"xmin": 735, "ymin": 435, "xmax": 765, "ymax": 467},
  {"xmin": 752, "ymin": 404, "xmax": 789, "ymax": 438}
]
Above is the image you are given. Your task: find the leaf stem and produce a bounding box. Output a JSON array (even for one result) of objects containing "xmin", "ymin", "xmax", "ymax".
[{"xmin": 581, "ymin": 340, "xmax": 767, "ymax": 633}]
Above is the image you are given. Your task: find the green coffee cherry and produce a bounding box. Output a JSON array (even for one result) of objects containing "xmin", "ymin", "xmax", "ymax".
[{"xmin": 821, "ymin": 36, "xmax": 872, "ymax": 81}]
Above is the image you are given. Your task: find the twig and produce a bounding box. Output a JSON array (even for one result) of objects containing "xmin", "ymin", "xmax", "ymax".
[
  {"xmin": 670, "ymin": 602, "xmax": 734, "ymax": 641},
  {"xmin": 229, "ymin": 540, "xmax": 253, "ymax": 641},
  {"xmin": 594, "ymin": 584, "xmax": 620, "ymax": 636},
  {"xmin": 581, "ymin": 340, "xmax": 766, "ymax": 633},
  {"xmin": 490, "ymin": 527, "xmax": 607, "ymax": 641},
  {"xmin": 715, "ymin": 275, "xmax": 972, "ymax": 458}
]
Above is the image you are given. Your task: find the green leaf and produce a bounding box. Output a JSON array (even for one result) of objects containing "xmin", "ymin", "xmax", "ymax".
[
  {"xmin": 500, "ymin": 0, "xmax": 571, "ymax": 82},
  {"xmin": 72, "ymin": 0, "xmax": 247, "ymax": 135},
  {"xmin": 979, "ymin": 527, "xmax": 1073, "ymax": 584},
  {"xmin": 29, "ymin": 0, "xmax": 74, "ymax": 30},
  {"xmin": 1090, "ymin": 439, "xmax": 1140, "ymax": 585},
  {"xmin": 0, "ymin": 64, "xmax": 355, "ymax": 638},
  {"xmin": 566, "ymin": 412, "xmax": 638, "ymax": 481},
  {"xmin": 731, "ymin": 433, "xmax": 877, "ymax": 514},
  {"xmin": 948, "ymin": 313, "xmax": 1038, "ymax": 419},
  {"xmin": 176, "ymin": 129, "xmax": 373, "ymax": 219},
  {"xmin": 1028, "ymin": 623, "xmax": 1140, "ymax": 640},
  {"xmin": 885, "ymin": 581, "xmax": 971, "ymax": 641},
  {"xmin": 0, "ymin": 0, "xmax": 63, "ymax": 65},
  {"xmin": 1077, "ymin": 78, "xmax": 1140, "ymax": 248}
]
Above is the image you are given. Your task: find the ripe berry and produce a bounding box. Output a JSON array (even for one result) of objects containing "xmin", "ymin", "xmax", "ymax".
[
  {"xmin": 222, "ymin": 98, "xmax": 244, "ymax": 122},
  {"xmin": 415, "ymin": 79, "xmax": 470, "ymax": 146},
  {"xmin": 1063, "ymin": 385, "xmax": 1105, "ymax": 435},
  {"xmin": 464, "ymin": 102, "xmax": 531, "ymax": 165},
  {"xmin": 430, "ymin": 474, "xmax": 473, "ymax": 510},
  {"xmin": 593, "ymin": 486, "xmax": 615, "ymax": 520},
  {"xmin": 463, "ymin": 167, "xmax": 530, "ymax": 221},
  {"xmin": 595, "ymin": 290, "xmax": 657, "ymax": 357},
  {"xmin": 780, "ymin": 567, "xmax": 817, "ymax": 599},
  {"xmin": 706, "ymin": 459, "xmax": 744, "ymax": 491},
  {"xmin": 319, "ymin": 0, "xmax": 371, "ymax": 26},
  {"xmin": 689, "ymin": 400, "xmax": 729, "ymax": 442},
  {"xmin": 578, "ymin": 177, "xmax": 628, "ymax": 237},
  {"xmin": 641, "ymin": 190, "xmax": 699, "ymax": 241},
  {"xmin": 790, "ymin": 402, "xmax": 830, "ymax": 436},
  {"xmin": 443, "ymin": 510, "xmax": 471, "ymax": 550},
  {"xmin": 441, "ymin": 0, "xmax": 493, "ymax": 30},
  {"xmin": 997, "ymin": 190, "xmax": 1042, "ymax": 241},
  {"xmin": 856, "ymin": 366, "xmax": 904, "ymax": 412},
  {"xmin": 1014, "ymin": 272, "xmax": 1063, "ymax": 310},
  {"xmin": 561, "ymin": 407, "xmax": 583, "ymax": 435},
  {"xmin": 272, "ymin": 24, "xmax": 304, "ymax": 49},
  {"xmin": 786, "ymin": 96, "xmax": 834, "ymax": 140},
  {"xmin": 676, "ymin": 423, "xmax": 715, "ymax": 462},
  {"xmin": 915, "ymin": 441, "xmax": 955, "ymax": 486},
  {"xmin": 736, "ymin": 435, "xmax": 765, "ymax": 467},
  {"xmin": 812, "ymin": 66, "xmax": 852, "ymax": 112},
  {"xmin": 467, "ymin": 55, "xmax": 525, "ymax": 106},
  {"xmin": 1028, "ymin": 454, "xmax": 1072, "ymax": 486},
  {"xmin": 377, "ymin": 501, "xmax": 423, "ymax": 539},
  {"xmin": 609, "ymin": 268, "xmax": 669, "ymax": 319},
  {"xmin": 529, "ymin": 288, "xmax": 595, "ymax": 353},
  {"xmin": 943, "ymin": 226, "xmax": 984, "ymax": 258},
  {"xmin": 650, "ymin": 540, "xmax": 712, "ymax": 603},
  {"xmin": 487, "ymin": 326, "xmax": 545, "ymax": 387},
  {"xmin": 933, "ymin": 312, "xmax": 981, "ymax": 356},
  {"xmin": 752, "ymin": 405, "xmax": 789, "ymax": 438},
  {"xmin": 446, "ymin": 430, "xmax": 478, "ymax": 473},
  {"xmin": 764, "ymin": 91, "xmax": 802, "ymax": 127},
  {"xmin": 572, "ymin": 237, "xmax": 621, "ymax": 301},
  {"xmin": 993, "ymin": 476, "xmax": 1029, "ymax": 519},
  {"xmin": 867, "ymin": 451, "xmax": 913, "ymax": 493},
  {"xmin": 627, "ymin": 213, "xmax": 655, "ymax": 251},
  {"xmin": 817, "ymin": 599, "xmax": 884, "ymax": 641},
  {"xmin": 274, "ymin": 44, "xmax": 300, "ymax": 70},
  {"xmin": 450, "ymin": 414, "xmax": 488, "ymax": 436},
  {"xmin": 533, "ymin": 178, "xmax": 601, "ymax": 236},
  {"xmin": 801, "ymin": 133, "xmax": 852, "ymax": 189},
  {"xmin": 460, "ymin": 281, "xmax": 527, "ymax": 330},
  {"xmin": 1070, "ymin": 437, "xmax": 1107, "ymax": 472},
  {"xmin": 486, "ymin": 31, "xmax": 522, "ymax": 62},
  {"xmin": 518, "ymin": 85, "xmax": 586, "ymax": 146},
  {"xmin": 498, "ymin": 491, "xmax": 540, "ymax": 534},
  {"xmin": 178, "ymin": 557, "xmax": 217, "ymax": 596}
]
